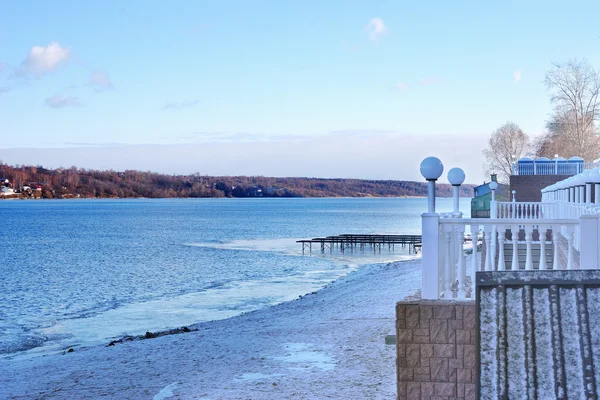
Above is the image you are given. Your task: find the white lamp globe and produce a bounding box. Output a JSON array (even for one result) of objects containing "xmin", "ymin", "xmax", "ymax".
[
  {"xmin": 489, "ymin": 181, "xmax": 498, "ymax": 191},
  {"xmin": 420, "ymin": 157, "xmax": 444, "ymax": 181},
  {"xmin": 447, "ymin": 168, "xmax": 465, "ymax": 186}
]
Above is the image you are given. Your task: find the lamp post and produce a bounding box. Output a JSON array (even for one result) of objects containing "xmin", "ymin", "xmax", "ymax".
[
  {"xmin": 420, "ymin": 157, "xmax": 444, "ymax": 299},
  {"xmin": 448, "ymin": 167, "xmax": 465, "ymax": 217},
  {"xmin": 420, "ymin": 157, "xmax": 444, "ymax": 214}
]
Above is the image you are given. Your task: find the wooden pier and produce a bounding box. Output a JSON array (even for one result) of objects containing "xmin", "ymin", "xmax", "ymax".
[{"xmin": 297, "ymin": 234, "xmax": 422, "ymax": 254}]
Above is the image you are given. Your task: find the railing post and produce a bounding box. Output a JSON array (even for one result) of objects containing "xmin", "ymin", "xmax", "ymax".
[
  {"xmin": 566, "ymin": 227, "xmax": 575, "ymax": 270},
  {"xmin": 471, "ymin": 224, "xmax": 480, "ymax": 273},
  {"xmin": 552, "ymin": 226, "xmax": 560, "ymax": 270},
  {"xmin": 456, "ymin": 224, "xmax": 467, "ymax": 299},
  {"xmin": 524, "ymin": 225, "xmax": 533, "ymax": 270},
  {"xmin": 511, "ymin": 225, "xmax": 519, "ymax": 270},
  {"xmin": 421, "ymin": 213, "xmax": 441, "ymax": 299},
  {"xmin": 497, "ymin": 225, "xmax": 505, "ymax": 271},
  {"xmin": 443, "ymin": 226, "xmax": 453, "ymax": 299},
  {"xmin": 579, "ymin": 214, "xmax": 600, "ymax": 270},
  {"xmin": 539, "ymin": 225, "xmax": 547, "ymax": 270}
]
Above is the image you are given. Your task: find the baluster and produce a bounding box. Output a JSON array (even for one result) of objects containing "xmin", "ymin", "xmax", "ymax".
[
  {"xmin": 490, "ymin": 226, "xmax": 496, "ymax": 271},
  {"xmin": 511, "ymin": 224, "xmax": 519, "ymax": 270},
  {"xmin": 538, "ymin": 225, "xmax": 547, "ymax": 270},
  {"xmin": 552, "ymin": 226, "xmax": 560, "ymax": 270},
  {"xmin": 471, "ymin": 224, "xmax": 479, "ymax": 273},
  {"xmin": 444, "ymin": 227, "xmax": 453, "ymax": 299},
  {"xmin": 484, "ymin": 226, "xmax": 492, "ymax": 272},
  {"xmin": 497, "ymin": 224, "xmax": 505, "ymax": 271},
  {"xmin": 456, "ymin": 225, "xmax": 466, "ymax": 299},
  {"xmin": 566, "ymin": 227, "xmax": 574, "ymax": 270},
  {"xmin": 524, "ymin": 225, "xmax": 533, "ymax": 270}
]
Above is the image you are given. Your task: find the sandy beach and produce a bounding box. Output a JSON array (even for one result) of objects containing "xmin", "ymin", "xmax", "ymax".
[{"xmin": 1, "ymin": 259, "xmax": 421, "ymax": 399}]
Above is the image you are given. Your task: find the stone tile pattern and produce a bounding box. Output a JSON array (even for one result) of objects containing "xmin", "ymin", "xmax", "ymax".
[{"xmin": 396, "ymin": 300, "xmax": 476, "ymax": 400}]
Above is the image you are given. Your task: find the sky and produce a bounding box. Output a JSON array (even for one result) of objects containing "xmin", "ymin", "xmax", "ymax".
[{"xmin": 1, "ymin": 1, "xmax": 600, "ymax": 183}]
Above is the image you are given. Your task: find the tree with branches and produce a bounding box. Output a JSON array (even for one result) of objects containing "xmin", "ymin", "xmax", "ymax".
[
  {"xmin": 536, "ymin": 59, "xmax": 600, "ymax": 160},
  {"xmin": 483, "ymin": 122, "xmax": 529, "ymax": 183}
]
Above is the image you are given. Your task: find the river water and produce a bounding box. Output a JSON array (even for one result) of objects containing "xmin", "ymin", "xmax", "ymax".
[{"xmin": 0, "ymin": 197, "xmax": 470, "ymax": 358}]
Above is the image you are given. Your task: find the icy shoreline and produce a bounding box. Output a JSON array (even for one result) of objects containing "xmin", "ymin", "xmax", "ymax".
[{"xmin": 1, "ymin": 259, "xmax": 422, "ymax": 399}]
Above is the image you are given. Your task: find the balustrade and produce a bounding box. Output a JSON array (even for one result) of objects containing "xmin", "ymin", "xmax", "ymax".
[
  {"xmin": 495, "ymin": 202, "xmax": 555, "ymax": 219},
  {"xmin": 433, "ymin": 218, "xmax": 580, "ymax": 300}
]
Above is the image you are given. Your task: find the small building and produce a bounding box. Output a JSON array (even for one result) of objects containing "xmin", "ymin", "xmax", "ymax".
[{"xmin": 471, "ymin": 174, "xmax": 497, "ymax": 218}]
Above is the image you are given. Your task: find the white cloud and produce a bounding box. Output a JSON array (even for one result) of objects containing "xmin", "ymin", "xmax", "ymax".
[
  {"xmin": 366, "ymin": 18, "xmax": 388, "ymax": 42},
  {"xmin": 394, "ymin": 82, "xmax": 408, "ymax": 91},
  {"xmin": 22, "ymin": 42, "xmax": 70, "ymax": 77},
  {"xmin": 45, "ymin": 95, "xmax": 81, "ymax": 109},
  {"xmin": 513, "ymin": 69, "xmax": 523, "ymax": 84},
  {"xmin": 89, "ymin": 72, "xmax": 114, "ymax": 91},
  {"xmin": 163, "ymin": 100, "xmax": 200, "ymax": 111}
]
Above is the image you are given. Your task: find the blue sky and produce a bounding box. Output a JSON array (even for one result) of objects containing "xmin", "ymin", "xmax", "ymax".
[{"xmin": 1, "ymin": 1, "xmax": 599, "ymax": 182}]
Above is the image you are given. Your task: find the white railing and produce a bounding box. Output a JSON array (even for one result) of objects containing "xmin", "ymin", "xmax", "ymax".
[
  {"xmin": 422, "ymin": 216, "xmax": 600, "ymax": 300},
  {"xmin": 513, "ymin": 162, "xmax": 584, "ymax": 176},
  {"xmin": 495, "ymin": 201, "xmax": 556, "ymax": 219},
  {"xmin": 512, "ymin": 161, "xmax": 600, "ymax": 176}
]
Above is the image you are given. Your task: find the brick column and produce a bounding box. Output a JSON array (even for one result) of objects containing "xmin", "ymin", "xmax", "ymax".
[{"xmin": 396, "ymin": 300, "xmax": 476, "ymax": 400}]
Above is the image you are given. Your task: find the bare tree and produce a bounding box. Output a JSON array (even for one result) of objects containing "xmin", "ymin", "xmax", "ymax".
[
  {"xmin": 543, "ymin": 59, "xmax": 600, "ymax": 160},
  {"xmin": 483, "ymin": 122, "xmax": 529, "ymax": 183}
]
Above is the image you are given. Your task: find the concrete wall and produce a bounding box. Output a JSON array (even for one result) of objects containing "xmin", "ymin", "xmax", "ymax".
[
  {"xmin": 510, "ymin": 175, "xmax": 571, "ymax": 202},
  {"xmin": 396, "ymin": 300, "xmax": 476, "ymax": 400}
]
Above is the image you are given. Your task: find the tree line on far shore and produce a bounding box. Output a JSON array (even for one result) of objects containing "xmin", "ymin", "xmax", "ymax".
[
  {"xmin": 483, "ymin": 59, "xmax": 600, "ymax": 183},
  {"xmin": 0, "ymin": 164, "xmax": 475, "ymax": 199}
]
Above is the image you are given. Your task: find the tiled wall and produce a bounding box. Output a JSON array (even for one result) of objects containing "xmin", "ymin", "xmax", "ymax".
[{"xmin": 396, "ymin": 300, "xmax": 476, "ymax": 400}]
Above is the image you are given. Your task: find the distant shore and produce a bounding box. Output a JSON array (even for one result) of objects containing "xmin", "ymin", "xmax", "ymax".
[{"xmin": 1, "ymin": 258, "xmax": 422, "ymax": 399}]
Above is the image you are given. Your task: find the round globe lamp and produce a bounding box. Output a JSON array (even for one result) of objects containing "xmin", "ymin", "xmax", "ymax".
[{"xmin": 420, "ymin": 157, "xmax": 444, "ymax": 214}]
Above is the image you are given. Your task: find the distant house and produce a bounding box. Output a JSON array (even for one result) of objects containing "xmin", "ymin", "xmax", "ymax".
[
  {"xmin": 471, "ymin": 174, "xmax": 497, "ymax": 218},
  {"xmin": 0, "ymin": 178, "xmax": 9, "ymax": 187}
]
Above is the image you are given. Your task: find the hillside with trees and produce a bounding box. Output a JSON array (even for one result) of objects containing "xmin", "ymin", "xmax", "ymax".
[{"xmin": 0, "ymin": 164, "xmax": 474, "ymax": 199}]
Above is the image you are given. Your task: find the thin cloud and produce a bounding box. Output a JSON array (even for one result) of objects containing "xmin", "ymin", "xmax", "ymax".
[
  {"xmin": 0, "ymin": 86, "xmax": 11, "ymax": 94},
  {"xmin": 62, "ymin": 141, "xmax": 129, "ymax": 147},
  {"xmin": 418, "ymin": 77, "xmax": 440, "ymax": 86},
  {"xmin": 513, "ymin": 69, "xmax": 523, "ymax": 84},
  {"xmin": 89, "ymin": 72, "xmax": 114, "ymax": 91},
  {"xmin": 163, "ymin": 100, "xmax": 200, "ymax": 111},
  {"xmin": 329, "ymin": 129, "xmax": 400, "ymax": 137},
  {"xmin": 366, "ymin": 18, "xmax": 388, "ymax": 42},
  {"xmin": 20, "ymin": 42, "xmax": 70, "ymax": 77},
  {"xmin": 393, "ymin": 82, "xmax": 408, "ymax": 91},
  {"xmin": 45, "ymin": 95, "xmax": 81, "ymax": 109}
]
